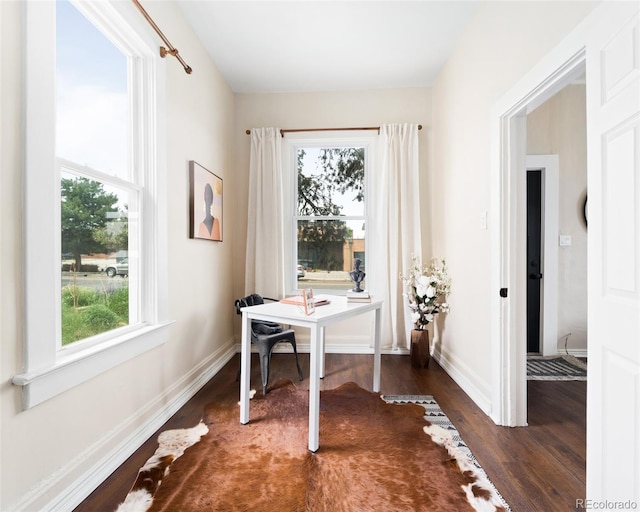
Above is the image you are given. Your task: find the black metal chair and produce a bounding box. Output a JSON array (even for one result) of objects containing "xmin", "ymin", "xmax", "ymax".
[{"xmin": 235, "ymin": 293, "xmax": 303, "ymax": 395}]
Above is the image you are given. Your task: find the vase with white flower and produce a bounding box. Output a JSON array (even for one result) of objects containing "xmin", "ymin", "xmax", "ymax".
[{"xmin": 400, "ymin": 256, "xmax": 451, "ymax": 367}]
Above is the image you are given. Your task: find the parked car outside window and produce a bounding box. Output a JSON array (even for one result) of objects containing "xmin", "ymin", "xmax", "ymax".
[{"xmin": 105, "ymin": 258, "xmax": 128, "ymax": 278}]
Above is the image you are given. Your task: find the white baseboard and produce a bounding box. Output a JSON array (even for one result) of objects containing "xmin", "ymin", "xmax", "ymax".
[
  {"xmin": 236, "ymin": 342, "xmax": 376, "ymax": 355},
  {"xmin": 528, "ymin": 349, "xmax": 588, "ymax": 358},
  {"xmin": 234, "ymin": 334, "xmax": 410, "ymax": 356},
  {"xmin": 235, "ymin": 343, "xmax": 409, "ymax": 355},
  {"xmin": 563, "ymin": 348, "xmax": 588, "ymax": 358},
  {"xmin": 432, "ymin": 347, "xmax": 492, "ymax": 416},
  {"xmin": 10, "ymin": 340, "xmax": 237, "ymax": 512}
]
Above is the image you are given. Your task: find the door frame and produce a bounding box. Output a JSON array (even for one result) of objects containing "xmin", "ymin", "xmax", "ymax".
[
  {"xmin": 526, "ymin": 155, "xmax": 559, "ymax": 358},
  {"xmin": 489, "ymin": 24, "xmax": 588, "ymax": 427}
]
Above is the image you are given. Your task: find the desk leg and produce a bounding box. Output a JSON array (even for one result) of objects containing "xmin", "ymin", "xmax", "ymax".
[
  {"xmin": 373, "ymin": 306, "xmax": 381, "ymax": 393},
  {"xmin": 320, "ymin": 326, "xmax": 326, "ymax": 379},
  {"xmin": 239, "ymin": 312, "xmax": 251, "ymax": 424},
  {"xmin": 309, "ymin": 324, "xmax": 321, "ymax": 452}
]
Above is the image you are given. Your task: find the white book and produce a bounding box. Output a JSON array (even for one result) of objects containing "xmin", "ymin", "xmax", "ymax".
[
  {"xmin": 347, "ymin": 295, "xmax": 372, "ymax": 303},
  {"xmin": 346, "ymin": 290, "xmax": 370, "ymax": 298}
]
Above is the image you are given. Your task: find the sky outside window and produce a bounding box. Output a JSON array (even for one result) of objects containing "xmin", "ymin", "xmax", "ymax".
[{"xmin": 56, "ymin": 0, "xmax": 129, "ymax": 180}]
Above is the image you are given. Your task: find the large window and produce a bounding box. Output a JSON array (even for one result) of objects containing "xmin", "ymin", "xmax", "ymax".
[
  {"xmin": 288, "ymin": 134, "xmax": 373, "ymax": 292},
  {"xmin": 14, "ymin": 0, "xmax": 170, "ymax": 408},
  {"xmin": 57, "ymin": 0, "xmax": 137, "ymax": 345}
]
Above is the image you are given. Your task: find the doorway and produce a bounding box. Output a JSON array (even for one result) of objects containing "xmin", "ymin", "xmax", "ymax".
[
  {"xmin": 526, "ymin": 170, "xmax": 542, "ymax": 353},
  {"xmin": 521, "ymin": 78, "xmax": 589, "ymax": 418},
  {"xmin": 490, "ymin": 51, "xmax": 587, "ymax": 427},
  {"xmin": 526, "ymin": 80, "xmax": 588, "ymax": 363},
  {"xmin": 525, "ymin": 155, "xmax": 559, "ymax": 358}
]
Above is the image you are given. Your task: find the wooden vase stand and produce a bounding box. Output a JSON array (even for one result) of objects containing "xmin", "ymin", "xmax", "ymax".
[{"xmin": 410, "ymin": 329, "xmax": 430, "ymax": 368}]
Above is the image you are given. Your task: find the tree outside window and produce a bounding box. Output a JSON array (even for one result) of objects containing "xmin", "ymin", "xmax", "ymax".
[{"xmin": 296, "ymin": 147, "xmax": 367, "ymax": 291}]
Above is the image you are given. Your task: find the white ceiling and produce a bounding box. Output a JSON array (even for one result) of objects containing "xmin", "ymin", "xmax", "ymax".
[{"xmin": 176, "ymin": 1, "xmax": 481, "ymax": 94}]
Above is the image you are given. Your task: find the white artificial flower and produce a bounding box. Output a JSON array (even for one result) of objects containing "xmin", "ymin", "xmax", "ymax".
[
  {"xmin": 417, "ymin": 275, "xmax": 430, "ymax": 287},
  {"xmin": 401, "ymin": 255, "xmax": 451, "ymax": 328}
]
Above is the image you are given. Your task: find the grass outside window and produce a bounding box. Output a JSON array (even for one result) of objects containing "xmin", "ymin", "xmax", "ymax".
[{"xmin": 61, "ymin": 285, "xmax": 129, "ymax": 345}]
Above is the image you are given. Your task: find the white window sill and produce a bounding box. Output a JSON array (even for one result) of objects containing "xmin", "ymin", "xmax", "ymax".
[{"xmin": 12, "ymin": 321, "xmax": 174, "ymax": 409}]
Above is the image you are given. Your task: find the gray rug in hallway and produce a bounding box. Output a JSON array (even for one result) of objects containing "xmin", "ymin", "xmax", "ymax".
[{"xmin": 526, "ymin": 354, "xmax": 587, "ymax": 381}]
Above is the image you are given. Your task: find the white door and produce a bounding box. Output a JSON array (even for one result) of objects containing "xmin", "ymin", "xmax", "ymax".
[{"xmin": 586, "ymin": 2, "xmax": 640, "ymax": 502}]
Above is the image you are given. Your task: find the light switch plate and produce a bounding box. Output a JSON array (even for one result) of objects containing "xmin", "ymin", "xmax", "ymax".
[
  {"xmin": 559, "ymin": 235, "xmax": 572, "ymax": 247},
  {"xmin": 480, "ymin": 211, "xmax": 487, "ymax": 230}
]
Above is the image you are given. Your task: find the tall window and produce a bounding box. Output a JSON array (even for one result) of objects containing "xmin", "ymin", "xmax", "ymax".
[
  {"xmin": 57, "ymin": 0, "xmax": 137, "ymax": 345},
  {"xmin": 15, "ymin": 0, "xmax": 169, "ymax": 409},
  {"xmin": 293, "ymin": 141, "xmax": 369, "ymax": 292}
]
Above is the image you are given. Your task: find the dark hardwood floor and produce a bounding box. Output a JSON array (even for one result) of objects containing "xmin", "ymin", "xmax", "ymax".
[{"xmin": 76, "ymin": 353, "xmax": 586, "ymax": 511}]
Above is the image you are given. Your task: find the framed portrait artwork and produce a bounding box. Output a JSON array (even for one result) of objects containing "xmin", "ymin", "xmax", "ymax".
[{"xmin": 189, "ymin": 161, "xmax": 223, "ymax": 241}]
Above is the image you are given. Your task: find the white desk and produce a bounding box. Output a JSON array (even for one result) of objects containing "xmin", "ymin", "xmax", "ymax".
[{"xmin": 239, "ymin": 296, "xmax": 383, "ymax": 452}]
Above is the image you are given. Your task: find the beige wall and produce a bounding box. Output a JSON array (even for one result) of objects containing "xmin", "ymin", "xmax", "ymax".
[
  {"xmin": 527, "ymin": 84, "xmax": 588, "ymax": 353},
  {"xmin": 431, "ymin": 1, "xmax": 597, "ymax": 406},
  {"xmin": 0, "ymin": 2, "xmax": 235, "ymax": 509},
  {"xmin": 232, "ymin": 88, "xmax": 432, "ymax": 348}
]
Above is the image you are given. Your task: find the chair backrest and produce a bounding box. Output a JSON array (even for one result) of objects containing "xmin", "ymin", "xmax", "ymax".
[
  {"xmin": 234, "ymin": 293, "xmax": 284, "ymax": 335},
  {"xmin": 234, "ymin": 293, "xmax": 265, "ymax": 315}
]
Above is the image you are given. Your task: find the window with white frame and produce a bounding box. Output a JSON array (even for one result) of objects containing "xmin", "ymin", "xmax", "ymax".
[
  {"xmin": 286, "ymin": 133, "xmax": 373, "ymax": 293},
  {"xmin": 13, "ymin": 0, "xmax": 170, "ymax": 409},
  {"xmin": 57, "ymin": 0, "xmax": 138, "ymax": 345}
]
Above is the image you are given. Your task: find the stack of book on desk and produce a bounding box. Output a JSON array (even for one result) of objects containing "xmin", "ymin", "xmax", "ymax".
[
  {"xmin": 280, "ymin": 294, "xmax": 331, "ymax": 307},
  {"xmin": 347, "ymin": 290, "xmax": 371, "ymax": 303}
]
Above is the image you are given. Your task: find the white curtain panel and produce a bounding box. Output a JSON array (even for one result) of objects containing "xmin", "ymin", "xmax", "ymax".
[
  {"xmin": 245, "ymin": 128, "xmax": 285, "ymax": 298},
  {"xmin": 370, "ymin": 124, "xmax": 422, "ymax": 350}
]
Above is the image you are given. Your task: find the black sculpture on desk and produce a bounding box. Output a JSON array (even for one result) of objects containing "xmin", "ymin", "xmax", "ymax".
[{"xmin": 349, "ymin": 258, "xmax": 366, "ymax": 292}]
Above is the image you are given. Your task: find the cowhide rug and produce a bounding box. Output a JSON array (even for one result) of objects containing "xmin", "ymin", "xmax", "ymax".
[{"xmin": 117, "ymin": 380, "xmax": 507, "ymax": 511}]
